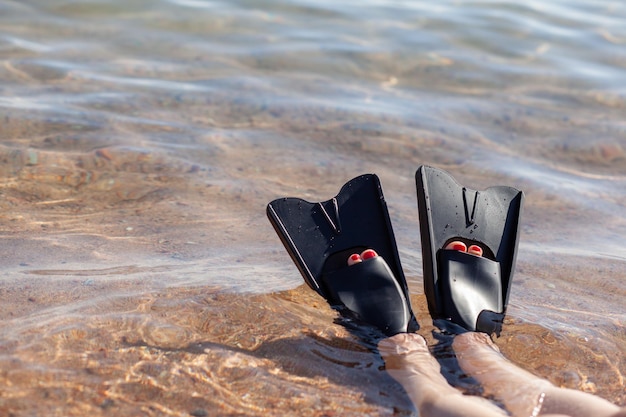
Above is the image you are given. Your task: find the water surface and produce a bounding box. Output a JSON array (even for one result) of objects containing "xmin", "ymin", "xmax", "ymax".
[{"xmin": 0, "ymin": 0, "xmax": 625, "ymax": 415}]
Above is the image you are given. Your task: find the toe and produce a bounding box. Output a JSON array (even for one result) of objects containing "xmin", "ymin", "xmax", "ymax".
[
  {"xmin": 347, "ymin": 253, "xmax": 362, "ymax": 266},
  {"xmin": 361, "ymin": 249, "xmax": 378, "ymax": 260},
  {"xmin": 468, "ymin": 245, "xmax": 483, "ymax": 256},
  {"xmin": 445, "ymin": 241, "xmax": 467, "ymax": 252}
]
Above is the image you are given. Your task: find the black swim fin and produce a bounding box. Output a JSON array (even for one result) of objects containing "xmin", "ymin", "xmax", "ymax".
[
  {"xmin": 267, "ymin": 174, "xmax": 417, "ymax": 336},
  {"xmin": 415, "ymin": 166, "xmax": 524, "ymax": 335}
]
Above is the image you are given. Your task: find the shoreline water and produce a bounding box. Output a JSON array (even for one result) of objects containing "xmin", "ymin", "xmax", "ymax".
[{"xmin": 1, "ymin": 0, "xmax": 625, "ymax": 414}]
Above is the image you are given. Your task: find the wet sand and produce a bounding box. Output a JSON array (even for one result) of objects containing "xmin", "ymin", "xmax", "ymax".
[
  {"xmin": 0, "ymin": 115, "xmax": 624, "ymax": 416},
  {"xmin": 1, "ymin": 0, "xmax": 625, "ymax": 415},
  {"xmin": 0, "ymin": 278, "xmax": 623, "ymax": 416}
]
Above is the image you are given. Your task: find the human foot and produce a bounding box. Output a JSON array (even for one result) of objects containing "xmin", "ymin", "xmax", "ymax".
[
  {"xmin": 440, "ymin": 239, "xmax": 505, "ymax": 334},
  {"xmin": 338, "ymin": 248, "xmax": 413, "ymax": 335}
]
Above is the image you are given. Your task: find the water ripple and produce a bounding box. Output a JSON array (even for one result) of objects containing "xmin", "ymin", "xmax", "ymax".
[{"xmin": 1, "ymin": 0, "xmax": 625, "ymax": 412}]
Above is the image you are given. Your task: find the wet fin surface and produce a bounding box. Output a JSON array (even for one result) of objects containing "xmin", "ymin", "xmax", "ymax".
[
  {"xmin": 267, "ymin": 174, "xmax": 416, "ymax": 336},
  {"xmin": 416, "ymin": 165, "xmax": 524, "ymax": 333}
]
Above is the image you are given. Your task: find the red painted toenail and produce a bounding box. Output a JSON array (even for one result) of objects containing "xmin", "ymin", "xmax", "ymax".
[
  {"xmin": 446, "ymin": 241, "xmax": 467, "ymax": 252},
  {"xmin": 468, "ymin": 245, "xmax": 483, "ymax": 256},
  {"xmin": 361, "ymin": 249, "xmax": 378, "ymax": 260},
  {"xmin": 347, "ymin": 253, "xmax": 362, "ymax": 266}
]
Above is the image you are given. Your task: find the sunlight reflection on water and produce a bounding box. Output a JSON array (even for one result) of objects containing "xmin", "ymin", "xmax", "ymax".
[{"xmin": 0, "ymin": 0, "xmax": 625, "ymax": 414}]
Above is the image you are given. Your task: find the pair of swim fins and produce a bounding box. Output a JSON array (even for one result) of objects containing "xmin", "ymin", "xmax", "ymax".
[{"xmin": 266, "ymin": 166, "xmax": 524, "ymax": 336}]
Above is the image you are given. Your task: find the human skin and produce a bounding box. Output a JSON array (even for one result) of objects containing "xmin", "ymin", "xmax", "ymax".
[
  {"xmin": 378, "ymin": 332, "xmax": 625, "ymax": 417},
  {"xmin": 453, "ymin": 332, "xmax": 624, "ymax": 417},
  {"xmin": 378, "ymin": 333, "xmax": 508, "ymax": 417},
  {"xmin": 353, "ymin": 246, "xmax": 624, "ymax": 417}
]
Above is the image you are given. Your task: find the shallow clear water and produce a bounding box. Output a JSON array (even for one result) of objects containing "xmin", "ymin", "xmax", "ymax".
[{"xmin": 0, "ymin": 0, "xmax": 625, "ymax": 415}]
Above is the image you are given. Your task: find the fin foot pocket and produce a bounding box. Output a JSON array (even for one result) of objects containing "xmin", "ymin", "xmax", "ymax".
[
  {"xmin": 322, "ymin": 256, "xmax": 412, "ymax": 336},
  {"xmin": 416, "ymin": 165, "xmax": 523, "ymax": 334},
  {"xmin": 439, "ymin": 250, "xmax": 503, "ymax": 333},
  {"xmin": 267, "ymin": 174, "xmax": 418, "ymax": 336}
]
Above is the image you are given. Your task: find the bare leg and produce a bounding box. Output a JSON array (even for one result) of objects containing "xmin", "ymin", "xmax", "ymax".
[
  {"xmin": 453, "ymin": 332, "xmax": 624, "ymax": 417},
  {"xmin": 539, "ymin": 387, "xmax": 624, "ymax": 417},
  {"xmin": 378, "ymin": 333, "xmax": 508, "ymax": 417}
]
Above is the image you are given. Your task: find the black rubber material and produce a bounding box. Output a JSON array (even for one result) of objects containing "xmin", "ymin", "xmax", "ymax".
[
  {"xmin": 439, "ymin": 250, "xmax": 502, "ymax": 334},
  {"xmin": 267, "ymin": 174, "xmax": 416, "ymax": 336},
  {"xmin": 416, "ymin": 165, "xmax": 523, "ymax": 334},
  {"xmin": 322, "ymin": 256, "xmax": 412, "ymax": 336}
]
